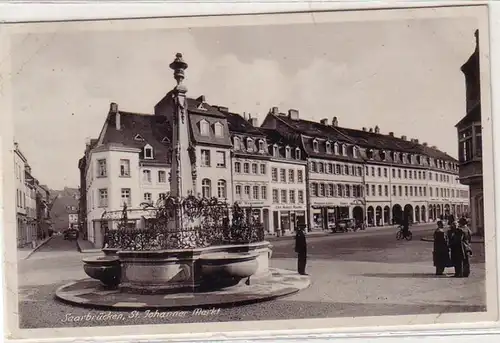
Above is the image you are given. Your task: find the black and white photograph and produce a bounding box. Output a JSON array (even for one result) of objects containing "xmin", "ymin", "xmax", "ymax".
[{"xmin": 1, "ymin": 3, "xmax": 497, "ymax": 341}]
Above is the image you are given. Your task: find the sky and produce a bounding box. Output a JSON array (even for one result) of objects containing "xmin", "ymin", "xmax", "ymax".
[{"xmin": 11, "ymin": 15, "xmax": 479, "ymax": 190}]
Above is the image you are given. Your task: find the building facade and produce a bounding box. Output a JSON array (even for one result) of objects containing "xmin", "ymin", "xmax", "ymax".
[{"xmin": 456, "ymin": 30, "xmax": 483, "ymax": 235}]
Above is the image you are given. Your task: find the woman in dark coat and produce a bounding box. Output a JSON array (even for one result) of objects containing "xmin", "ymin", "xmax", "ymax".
[
  {"xmin": 449, "ymin": 219, "xmax": 473, "ymax": 277},
  {"xmin": 433, "ymin": 221, "xmax": 450, "ymax": 275}
]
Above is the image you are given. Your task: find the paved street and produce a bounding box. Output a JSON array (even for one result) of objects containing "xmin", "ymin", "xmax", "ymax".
[{"xmin": 18, "ymin": 224, "xmax": 486, "ymax": 329}]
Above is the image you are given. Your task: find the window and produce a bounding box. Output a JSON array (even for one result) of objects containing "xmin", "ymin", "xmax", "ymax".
[
  {"xmin": 144, "ymin": 145, "xmax": 154, "ymax": 159},
  {"xmin": 353, "ymin": 146, "xmax": 358, "ymax": 158},
  {"xmin": 297, "ymin": 170, "xmax": 304, "ymax": 183},
  {"xmin": 319, "ymin": 184, "xmax": 325, "ymax": 197},
  {"xmin": 423, "ymin": 187, "xmax": 427, "ymax": 196},
  {"xmin": 338, "ymin": 184, "xmax": 344, "ymax": 197},
  {"xmin": 273, "ymin": 145, "xmax": 279, "ymax": 157},
  {"xmin": 342, "ymin": 145, "xmax": 347, "ymax": 156},
  {"xmin": 398, "ymin": 186, "xmax": 402, "ymax": 196},
  {"xmin": 310, "ymin": 161, "xmax": 317, "ymax": 173},
  {"xmin": 384, "ymin": 168, "xmax": 388, "ymax": 178},
  {"xmin": 244, "ymin": 163, "xmax": 250, "ymax": 173},
  {"xmin": 200, "ymin": 120, "xmax": 210, "ymax": 136},
  {"xmin": 258, "ymin": 140, "xmax": 265, "ymax": 152},
  {"xmin": 253, "ymin": 186, "xmax": 259, "ymax": 199},
  {"xmin": 201, "ymin": 149, "xmax": 210, "ymax": 167},
  {"xmin": 252, "ymin": 163, "xmax": 258, "ymax": 174},
  {"xmin": 378, "ymin": 185, "xmax": 382, "ymax": 196},
  {"xmin": 398, "ymin": 169, "xmax": 401, "ymax": 178},
  {"xmin": 288, "ymin": 169, "xmax": 295, "ymax": 183},
  {"xmin": 404, "ymin": 170, "xmax": 408, "ymax": 179},
  {"xmin": 377, "ymin": 168, "xmax": 381, "ymax": 177},
  {"xmin": 143, "ymin": 192, "xmax": 152, "ymax": 203},
  {"xmin": 244, "ymin": 185, "xmax": 251, "ymax": 196},
  {"xmin": 429, "ymin": 172, "xmax": 433, "ymax": 180},
  {"xmin": 326, "ymin": 142, "xmax": 332, "ymax": 154},
  {"xmin": 344, "ymin": 165, "xmax": 349, "ymax": 175},
  {"xmin": 313, "ymin": 139, "xmax": 319, "ymax": 152},
  {"xmin": 410, "ymin": 187, "xmax": 413, "ymax": 197},
  {"xmin": 392, "ymin": 169, "xmax": 396, "ymax": 178},
  {"xmin": 295, "ymin": 148, "xmax": 301, "ymax": 160},
  {"xmin": 336, "ymin": 164, "xmax": 341, "ymax": 174},
  {"xmin": 384, "ymin": 185, "xmax": 388, "ymax": 197},
  {"xmin": 272, "ymin": 189, "xmax": 279, "ymax": 203},
  {"xmin": 366, "ymin": 185, "xmax": 370, "ymax": 196},
  {"xmin": 120, "ymin": 159, "xmax": 130, "ymax": 177},
  {"xmin": 357, "ymin": 166, "xmax": 363, "ymax": 176},
  {"xmin": 97, "ymin": 159, "xmax": 107, "ymax": 177},
  {"xmin": 234, "ymin": 162, "xmax": 241, "ymax": 173},
  {"xmin": 311, "ymin": 183, "xmax": 318, "ymax": 197},
  {"xmin": 334, "ymin": 143, "xmax": 339, "ymax": 154},
  {"xmin": 246, "ymin": 138, "xmax": 255, "ymax": 152},
  {"xmin": 158, "ymin": 170, "xmax": 166, "ymax": 183},
  {"xmin": 289, "ymin": 190, "xmax": 296, "ymax": 203},
  {"xmin": 235, "ymin": 185, "xmax": 241, "ymax": 196},
  {"xmin": 143, "ymin": 169, "xmax": 152, "ymax": 183},
  {"xmin": 217, "ymin": 180, "xmax": 227, "ymax": 198},
  {"xmin": 159, "ymin": 193, "xmax": 166, "ymax": 201},
  {"xmin": 281, "ymin": 190, "xmax": 287, "ymax": 203},
  {"xmin": 272, "ymin": 168, "xmax": 278, "ymax": 182},
  {"xmin": 405, "ymin": 186, "xmax": 408, "ymax": 196},
  {"xmin": 298, "ymin": 190, "xmax": 304, "ymax": 203},
  {"xmin": 202, "ymin": 179, "xmax": 211, "ymax": 198},
  {"xmin": 280, "ymin": 169, "xmax": 286, "ymax": 183},
  {"xmin": 261, "ymin": 186, "xmax": 267, "ymax": 199},
  {"xmin": 121, "ymin": 188, "xmax": 131, "ymax": 206},
  {"xmin": 260, "ymin": 164, "xmax": 266, "ymax": 175},
  {"xmin": 371, "ymin": 167, "xmax": 375, "ymax": 177},
  {"xmin": 392, "ymin": 185, "xmax": 397, "ymax": 196},
  {"xmin": 98, "ymin": 189, "xmax": 108, "ymax": 207},
  {"xmin": 233, "ymin": 137, "xmax": 241, "ymax": 150},
  {"xmin": 214, "ymin": 122, "xmax": 224, "ymax": 137},
  {"xmin": 285, "ymin": 146, "xmax": 291, "ymax": 158},
  {"xmin": 216, "ymin": 151, "xmax": 226, "ymax": 168},
  {"xmin": 409, "ymin": 170, "xmax": 412, "ymax": 179}
]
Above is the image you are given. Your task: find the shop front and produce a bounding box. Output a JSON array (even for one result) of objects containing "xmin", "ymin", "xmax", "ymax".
[
  {"xmin": 236, "ymin": 200, "xmax": 270, "ymax": 234},
  {"xmin": 311, "ymin": 201, "xmax": 350, "ymax": 231},
  {"xmin": 271, "ymin": 204, "xmax": 306, "ymax": 236}
]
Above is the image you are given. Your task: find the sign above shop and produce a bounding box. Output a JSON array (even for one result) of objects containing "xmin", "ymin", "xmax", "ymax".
[
  {"xmin": 274, "ymin": 205, "xmax": 305, "ymax": 210},
  {"xmin": 237, "ymin": 201, "xmax": 266, "ymax": 207}
]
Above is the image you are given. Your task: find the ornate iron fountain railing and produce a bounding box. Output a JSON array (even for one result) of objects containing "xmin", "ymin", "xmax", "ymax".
[{"xmin": 103, "ymin": 194, "xmax": 264, "ymax": 251}]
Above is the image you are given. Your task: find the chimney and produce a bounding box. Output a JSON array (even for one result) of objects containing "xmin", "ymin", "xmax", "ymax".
[
  {"xmin": 369, "ymin": 128, "xmax": 373, "ymax": 133},
  {"xmin": 475, "ymin": 29, "xmax": 479, "ymax": 51},
  {"xmin": 401, "ymin": 135, "xmax": 407, "ymax": 141},
  {"xmin": 374, "ymin": 125, "xmax": 380, "ymax": 134},
  {"xmin": 320, "ymin": 118, "xmax": 328, "ymax": 125},
  {"xmin": 249, "ymin": 117, "xmax": 258, "ymax": 127},
  {"xmin": 332, "ymin": 116, "xmax": 338, "ymax": 127},
  {"xmin": 362, "ymin": 127, "xmax": 367, "ymax": 131},
  {"xmin": 388, "ymin": 132, "xmax": 394, "ymax": 137},
  {"xmin": 414, "ymin": 138, "xmax": 419, "ymax": 144},
  {"xmin": 288, "ymin": 109, "xmax": 299, "ymax": 120},
  {"xmin": 217, "ymin": 106, "xmax": 229, "ymax": 112},
  {"xmin": 110, "ymin": 102, "xmax": 120, "ymax": 130},
  {"xmin": 422, "ymin": 142, "xmax": 428, "ymax": 147},
  {"xmin": 271, "ymin": 107, "xmax": 279, "ymax": 115},
  {"xmin": 243, "ymin": 112, "xmax": 247, "ymax": 120},
  {"xmin": 196, "ymin": 95, "xmax": 206, "ymax": 103}
]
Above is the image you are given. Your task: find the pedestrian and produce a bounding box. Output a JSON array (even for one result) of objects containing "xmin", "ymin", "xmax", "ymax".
[
  {"xmin": 458, "ymin": 217, "xmax": 473, "ymax": 277},
  {"xmin": 433, "ymin": 220, "xmax": 450, "ymax": 276},
  {"xmin": 295, "ymin": 225, "xmax": 308, "ymax": 275},
  {"xmin": 448, "ymin": 220, "xmax": 472, "ymax": 277}
]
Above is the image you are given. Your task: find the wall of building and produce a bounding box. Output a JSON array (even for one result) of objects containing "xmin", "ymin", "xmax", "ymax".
[{"xmin": 195, "ymin": 145, "xmax": 233, "ymax": 202}]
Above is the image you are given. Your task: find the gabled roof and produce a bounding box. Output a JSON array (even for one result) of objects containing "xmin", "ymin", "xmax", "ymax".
[
  {"xmin": 275, "ymin": 114, "xmax": 354, "ymax": 143},
  {"xmin": 187, "ymin": 98, "xmax": 226, "ymax": 119},
  {"xmin": 223, "ymin": 111, "xmax": 265, "ymax": 136},
  {"xmin": 101, "ymin": 111, "xmax": 171, "ymax": 164}
]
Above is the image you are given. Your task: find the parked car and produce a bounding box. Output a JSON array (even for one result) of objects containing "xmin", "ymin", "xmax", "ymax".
[{"xmin": 64, "ymin": 228, "xmax": 79, "ymax": 240}]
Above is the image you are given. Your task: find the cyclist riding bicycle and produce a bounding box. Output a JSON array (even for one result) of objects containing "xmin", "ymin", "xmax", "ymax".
[{"xmin": 401, "ymin": 216, "xmax": 411, "ymax": 238}]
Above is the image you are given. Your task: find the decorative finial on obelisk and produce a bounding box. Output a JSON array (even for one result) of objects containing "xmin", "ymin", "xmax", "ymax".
[{"xmin": 169, "ymin": 53, "xmax": 188, "ymax": 90}]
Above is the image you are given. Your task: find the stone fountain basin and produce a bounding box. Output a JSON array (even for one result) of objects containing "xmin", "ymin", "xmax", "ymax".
[
  {"xmin": 83, "ymin": 255, "xmax": 121, "ymax": 287},
  {"xmin": 198, "ymin": 252, "xmax": 259, "ymax": 280}
]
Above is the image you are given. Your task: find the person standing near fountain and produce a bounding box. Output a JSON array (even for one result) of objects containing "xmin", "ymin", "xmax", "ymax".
[{"xmin": 295, "ymin": 225, "xmax": 308, "ymax": 275}]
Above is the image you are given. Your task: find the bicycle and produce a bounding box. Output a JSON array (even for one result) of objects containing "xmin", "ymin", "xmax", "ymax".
[{"xmin": 396, "ymin": 225, "xmax": 413, "ymax": 241}]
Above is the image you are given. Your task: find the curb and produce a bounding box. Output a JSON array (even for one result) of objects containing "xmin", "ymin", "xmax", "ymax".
[
  {"xmin": 24, "ymin": 235, "xmax": 54, "ymax": 260},
  {"xmin": 421, "ymin": 237, "xmax": 484, "ymax": 244},
  {"xmin": 76, "ymin": 239, "xmax": 102, "ymax": 254}
]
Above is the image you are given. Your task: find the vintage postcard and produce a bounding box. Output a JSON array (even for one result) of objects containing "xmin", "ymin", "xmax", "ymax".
[{"xmin": 1, "ymin": 4, "xmax": 497, "ymax": 341}]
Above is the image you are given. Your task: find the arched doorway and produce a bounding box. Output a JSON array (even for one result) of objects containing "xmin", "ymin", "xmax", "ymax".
[
  {"xmin": 367, "ymin": 206, "xmax": 374, "ymax": 226},
  {"xmin": 436, "ymin": 205, "xmax": 441, "ymax": 219},
  {"xmin": 352, "ymin": 206, "xmax": 364, "ymax": 224},
  {"xmin": 383, "ymin": 206, "xmax": 390, "ymax": 225},
  {"xmin": 421, "ymin": 205, "xmax": 426, "ymax": 222},
  {"xmin": 392, "ymin": 204, "xmax": 403, "ymax": 225},
  {"xmin": 404, "ymin": 204, "xmax": 414, "ymax": 223},
  {"xmin": 444, "ymin": 204, "xmax": 450, "ymax": 217},
  {"xmin": 375, "ymin": 206, "xmax": 382, "ymax": 226},
  {"xmin": 415, "ymin": 206, "xmax": 420, "ymax": 223}
]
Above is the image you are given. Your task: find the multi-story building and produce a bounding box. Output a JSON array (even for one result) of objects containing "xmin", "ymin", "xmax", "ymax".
[
  {"xmin": 260, "ymin": 126, "xmax": 307, "ymax": 235},
  {"xmin": 456, "ymin": 29, "xmax": 483, "ymax": 235},
  {"xmin": 14, "ymin": 142, "xmax": 51, "ymax": 247},
  {"xmin": 261, "ymin": 106, "xmax": 469, "ymax": 231},
  {"xmin": 224, "ymin": 111, "xmax": 272, "ymax": 231}
]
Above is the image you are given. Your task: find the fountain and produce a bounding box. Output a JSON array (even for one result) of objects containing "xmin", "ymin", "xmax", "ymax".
[{"xmin": 55, "ymin": 53, "xmax": 310, "ymax": 310}]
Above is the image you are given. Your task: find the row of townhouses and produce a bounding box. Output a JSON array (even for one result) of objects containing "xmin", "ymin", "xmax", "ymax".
[
  {"xmin": 78, "ymin": 99, "xmax": 469, "ymax": 248},
  {"xmin": 14, "ymin": 142, "xmax": 52, "ymax": 248}
]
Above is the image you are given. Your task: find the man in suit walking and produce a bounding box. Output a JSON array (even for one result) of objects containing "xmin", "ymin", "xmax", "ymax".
[{"xmin": 295, "ymin": 224, "xmax": 308, "ymax": 275}]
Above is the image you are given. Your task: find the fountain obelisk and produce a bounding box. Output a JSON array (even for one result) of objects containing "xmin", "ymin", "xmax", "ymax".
[{"xmin": 169, "ymin": 53, "xmax": 194, "ymax": 198}]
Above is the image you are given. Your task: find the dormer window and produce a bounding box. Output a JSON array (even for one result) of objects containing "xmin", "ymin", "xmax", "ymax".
[
  {"xmin": 341, "ymin": 144, "xmax": 347, "ymax": 156},
  {"xmin": 295, "ymin": 148, "xmax": 301, "ymax": 160},
  {"xmin": 161, "ymin": 136, "xmax": 170, "ymax": 144},
  {"xmin": 246, "ymin": 138, "xmax": 255, "ymax": 152},
  {"xmin": 134, "ymin": 134, "xmax": 144, "ymax": 141},
  {"xmin": 353, "ymin": 146, "xmax": 359, "ymax": 158},
  {"xmin": 380, "ymin": 150, "xmax": 386, "ymax": 160},
  {"xmin": 326, "ymin": 142, "xmax": 332, "ymax": 154},
  {"xmin": 333, "ymin": 142, "xmax": 339, "ymax": 154},
  {"xmin": 402, "ymin": 153, "xmax": 407, "ymax": 163},
  {"xmin": 273, "ymin": 144, "xmax": 279, "ymax": 157},
  {"xmin": 233, "ymin": 137, "xmax": 241, "ymax": 150},
  {"xmin": 258, "ymin": 140, "xmax": 265, "ymax": 152},
  {"xmin": 367, "ymin": 149, "xmax": 374, "ymax": 159},
  {"xmin": 200, "ymin": 119, "xmax": 210, "ymax": 136},
  {"xmin": 214, "ymin": 122, "xmax": 224, "ymax": 137},
  {"xmin": 285, "ymin": 146, "xmax": 291, "ymax": 158},
  {"xmin": 407, "ymin": 154, "xmax": 412, "ymax": 164},
  {"xmin": 313, "ymin": 139, "xmax": 319, "ymax": 152},
  {"xmin": 144, "ymin": 144, "xmax": 154, "ymax": 159}
]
